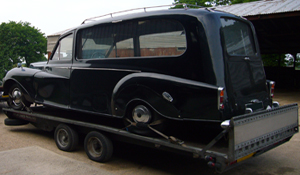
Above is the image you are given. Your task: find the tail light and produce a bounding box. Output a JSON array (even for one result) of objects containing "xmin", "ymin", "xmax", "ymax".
[
  {"xmin": 269, "ymin": 81, "xmax": 275, "ymax": 98},
  {"xmin": 218, "ymin": 87, "xmax": 224, "ymax": 110}
]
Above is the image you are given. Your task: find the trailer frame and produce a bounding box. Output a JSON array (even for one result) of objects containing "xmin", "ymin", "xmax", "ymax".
[{"xmin": 2, "ymin": 103, "xmax": 299, "ymax": 173}]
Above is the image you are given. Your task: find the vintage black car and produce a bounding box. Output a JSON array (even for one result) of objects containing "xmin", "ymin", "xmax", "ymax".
[{"xmin": 2, "ymin": 7, "xmax": 276, "ymax": 135}]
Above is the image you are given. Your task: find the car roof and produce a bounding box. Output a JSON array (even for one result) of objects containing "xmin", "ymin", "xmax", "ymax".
[{"xmin": 60, "ymin": 8, "xmax": 237, "ymax": 36}]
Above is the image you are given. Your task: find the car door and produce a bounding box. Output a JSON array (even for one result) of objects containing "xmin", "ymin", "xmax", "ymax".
[{"xmin": 34, "ymin": 33, "xmax": 73, "ymax": 108}]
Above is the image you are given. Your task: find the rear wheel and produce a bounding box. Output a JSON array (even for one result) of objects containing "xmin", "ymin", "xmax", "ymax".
[
  {"xmin": 7, "ymin": 84, "xmax": 31, "ymax": 110},
  {"xmin": 84, "ymin": 131, "xmax": 113, "ymax": 162},
  {"xmin": 54, "ymin": 124, "xmax": 79, "ymax": 152},
  {"xmin": 124, "ymin": 102, "xmax": 165, "ymax": 136}
]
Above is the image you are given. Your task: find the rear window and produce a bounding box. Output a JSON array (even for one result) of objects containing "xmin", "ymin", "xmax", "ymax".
[
  {"xmin": 221, "ymin": 18, "xmax": 256, "ymax": 56},
  {"xmin": 76, "ymin": 19, "xmax": 186, "ymax": 59}
]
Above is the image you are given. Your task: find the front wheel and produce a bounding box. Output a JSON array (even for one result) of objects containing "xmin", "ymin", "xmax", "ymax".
[{"xmin": 7, "ymin": 84, "xmax": 31, "ymax": 110}]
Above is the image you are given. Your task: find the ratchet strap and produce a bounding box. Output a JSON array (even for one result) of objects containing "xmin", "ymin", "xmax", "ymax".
[{"xmin": 124, "ymin": 118, "xmax": 184, "ymax": 145}]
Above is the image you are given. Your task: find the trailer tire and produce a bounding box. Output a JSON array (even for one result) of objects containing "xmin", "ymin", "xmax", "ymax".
[
  {"xmin": 84, "ymin": 131, "xmax": 113, "ymax": 163},
  {"xmin": 4, "ymin": 118, "xmax": 29, "ymax": 126},
  {"xmin": 54, "ymin": 124, "xmax": 78, "ymax": 152}
]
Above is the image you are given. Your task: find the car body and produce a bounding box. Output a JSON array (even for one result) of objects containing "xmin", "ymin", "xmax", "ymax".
[{"xmin": 2, "ymin": 8, "xmax": 275, "ymax": 133}]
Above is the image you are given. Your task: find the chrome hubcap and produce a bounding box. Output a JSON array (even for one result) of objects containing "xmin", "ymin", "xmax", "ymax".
[
  {"xmin": 132, "ymin": 105, "xmax": 152, "ymax": 123},
  {"xmin": 11, "ymin": 88, "xmax": 22, "ymax": 106}
]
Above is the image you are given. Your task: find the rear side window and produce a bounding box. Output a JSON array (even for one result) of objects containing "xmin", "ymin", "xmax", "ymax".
[
  {"xmin": 76, "ymin": 19, "xmax": 186, "ymax": 59},
  {"xmin": 221, "ymin": 18, "xmax": 256, "ymax": 56},
  {"xmin": 139, "ymin": 20, "xmax": 186, "ymax": 57}
]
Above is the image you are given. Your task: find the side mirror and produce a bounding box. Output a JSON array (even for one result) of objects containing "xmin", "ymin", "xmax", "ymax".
[{"xmin": 17, "ymin": 63, "xmax": 22, "ymax": 68}]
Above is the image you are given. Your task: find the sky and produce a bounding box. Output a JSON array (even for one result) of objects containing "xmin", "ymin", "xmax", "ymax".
[{"xmin": 1, "ymin": 0, "xmax": 174, "ymax": 36}]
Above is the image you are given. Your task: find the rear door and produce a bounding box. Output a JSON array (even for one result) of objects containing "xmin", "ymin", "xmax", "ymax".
[{"xmin": 221, "ymin": 18, "xmax": 269, "ymax": 114}]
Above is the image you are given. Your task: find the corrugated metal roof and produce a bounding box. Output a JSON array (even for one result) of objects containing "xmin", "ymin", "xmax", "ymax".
[
  {"xmin": 215, "ymin": 0, "xmax": 300, "ymax": 17},
  {"xmin": 48, "ymin": 0, "xmax": 300, "ymax": 37}
]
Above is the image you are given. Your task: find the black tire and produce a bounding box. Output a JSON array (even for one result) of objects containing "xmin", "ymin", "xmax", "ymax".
[
  {"xmin": 7, "ymin": 84, "xmax": 31, "ymax": 110},
  {"xmin": 4, "ymin": 118, "xmax": 29, "ymax": 126},
  {"xmin": 54, "ymin": 124, "xmax": 79, "ymax": 152},
  {"xmin": 124, "ymin": 102, "xmax": 165, "ymax": 136},
  {"xmin": 84, "ymin": 131, "xmax": 113, "ymax": 163}
]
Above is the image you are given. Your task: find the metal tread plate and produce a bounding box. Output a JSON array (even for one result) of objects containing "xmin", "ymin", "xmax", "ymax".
[{"xmin": 232, "ymin": 103, "xmax": 298, "ymax": 160}]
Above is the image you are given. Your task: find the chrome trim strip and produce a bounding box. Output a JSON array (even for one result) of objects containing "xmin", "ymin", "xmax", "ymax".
[
  {"xmin": 71, "ymin": 67, "xmax": 141, "ymax": 73},
  {"xmin": 245, "ymin": 108, "xmax": 253, "ymax": 113},
  {"xmin": 272, "ymin": 101, "xmax": 280, "ymax": 108},
  {"xmin": 221, "ymin": 120, "xmax": 230, "ymax": 129},
  {"xmin": 56, "ymin": 67, "xmax": 71, "ymax": 69}
]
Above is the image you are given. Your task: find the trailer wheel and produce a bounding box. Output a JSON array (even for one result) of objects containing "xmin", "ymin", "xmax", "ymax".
[
  {"xmin": 7, "ymin": 84, "xmax": 31, "ymax": 110},
  {"xmin": 84, "ymin": 131, "xmax": 113, "ymax": 163},
  {"xmin": 54, "ymin": 124, "xmax": 78, "ymax": 152}
]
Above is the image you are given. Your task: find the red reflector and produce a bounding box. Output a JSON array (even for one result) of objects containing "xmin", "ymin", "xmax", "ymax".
[
  {"xmin": 270, "ymin": 82, "xmax": 275, "ymax": 98},
  {"xmin": 219, "ymin": 89, "xmax": 224, "ymax": 109},
  {"xmin": 220, "ymin": 104, "xmax": 224, "ymax": 109},
  {"xmin": 230, "ymin": 160, "xmax": 237, "ymax": 165},
  {"xmin": 271, "ymin": 83, "xmax": 275, "ymax": 89},
  {"xmin": 207, "ymin": 161, "xmax": 215, "ymax": 168}
]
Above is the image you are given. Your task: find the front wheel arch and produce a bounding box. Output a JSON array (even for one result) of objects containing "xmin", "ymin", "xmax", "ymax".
[
  {"xmin": 4, "ymin": 79, "xmax": 33, "ymax": 102},
  {"xmin": 6, "ymin": 83, "xmax": 32, "ymax": 110}
]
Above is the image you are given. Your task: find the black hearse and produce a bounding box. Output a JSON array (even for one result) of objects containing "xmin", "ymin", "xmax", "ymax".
[{"xmin": 3, "ymin": 6, "xmax": 276, "ymax": 135}]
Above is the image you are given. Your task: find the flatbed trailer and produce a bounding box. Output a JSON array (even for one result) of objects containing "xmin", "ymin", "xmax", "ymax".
[{"xmin": 2, "ymin": 103, "xmax": 299, "ymax": 173}]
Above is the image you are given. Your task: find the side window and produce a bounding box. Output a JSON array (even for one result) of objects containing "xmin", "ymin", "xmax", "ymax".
[
  {"xmin": 76, "ymin": 18, "xmax": 186, "ymax": 59},
  {"xmin": 139, "ymin": 19, "xmax": 186, "ymax": 57},
  {"xmin": 52, "ymin": 34, "xmax": 73, "ymax": 60},
  {"xmin": 108, "ymin": 38, "xmax": 134, "ymax": 58},
  {"xmin": 78, "ymin": 23, "xmax": 135, "ymax": 59}
]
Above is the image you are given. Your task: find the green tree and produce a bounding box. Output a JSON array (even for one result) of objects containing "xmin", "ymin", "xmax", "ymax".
[{"xmin": 0, "ymin": 21, "xmax": 47, "ymax": 79}]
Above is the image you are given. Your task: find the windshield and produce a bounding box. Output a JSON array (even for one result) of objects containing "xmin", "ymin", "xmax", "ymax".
[{"xmin": 221, "ymin": 18, "xmax": 256, "ymax": 56}]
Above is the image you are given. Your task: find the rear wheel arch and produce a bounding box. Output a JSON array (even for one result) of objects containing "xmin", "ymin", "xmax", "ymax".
[{"xmin": 112, "ymin": 85, "xmax": 179, "ymax": 120}]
